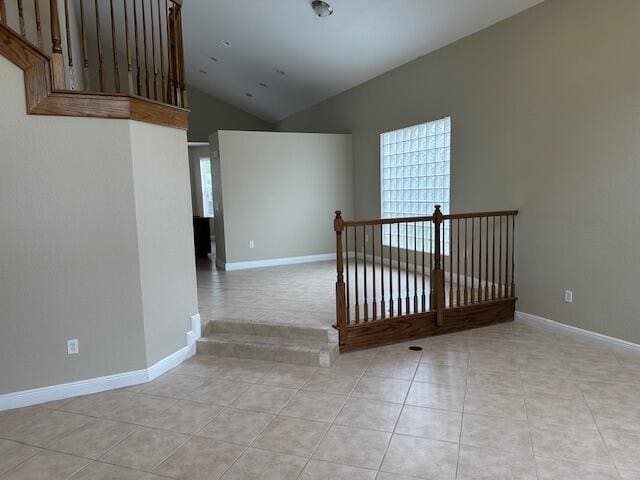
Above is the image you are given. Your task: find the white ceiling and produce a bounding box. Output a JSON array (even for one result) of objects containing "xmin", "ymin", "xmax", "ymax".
[{"xmin": 183, "ymin": 0, "xmax": 543, "ymax": 123}]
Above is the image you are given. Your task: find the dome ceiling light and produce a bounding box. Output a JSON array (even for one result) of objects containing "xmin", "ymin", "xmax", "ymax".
[{"xmin": 311, "ymin": 1, "xmax": 333, "ymax": 18}]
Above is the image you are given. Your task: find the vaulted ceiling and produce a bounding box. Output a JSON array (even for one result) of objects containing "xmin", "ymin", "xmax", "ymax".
[{"xmin": 183, "ymin": 0, "xmax": 544, "ymax": 123}]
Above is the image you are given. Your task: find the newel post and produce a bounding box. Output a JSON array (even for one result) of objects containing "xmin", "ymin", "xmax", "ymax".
[
  {"xmin": 334, "ymin": 211, "xmax": 347, "ymax": 344},
  {"xmin": 431, "ymin": 205, "xmax": 446, "ymax": 325},
  {"xmin": 50, "ymin": 0, "xmax": 65, "ymax": 89}
]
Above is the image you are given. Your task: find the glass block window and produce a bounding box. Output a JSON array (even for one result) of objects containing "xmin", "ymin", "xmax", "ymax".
[{"xmin": 380, "ymin": 117, "xmax": 451, "ymax": 252}]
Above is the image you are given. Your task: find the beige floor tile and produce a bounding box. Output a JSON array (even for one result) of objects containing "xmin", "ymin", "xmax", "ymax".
[
  {"xmin": 520, "ymin": 373, "xmax": 583, "ymax": 399},
  {"xmin": 352, "ymin": 376, "xmax": 411, "ymax": 404},
  {"xmin": 48, "ymin": 418, "xmax": 137, "ymax": 459},
  {"xmin": 99, "ymin": 427, "xmax": 188, "ymax": 471},
  {"xmin": 60, "ymin": 391, "xmax": 138, "ymax": 417},
  {"xmin": 154, "ymin": 436, "xmax": 244, "ymax": 480},
  {"xmin": 535, "ymin": 456, "xmax": 619, "ymax": 480},
  {"xmin": 170, "ymin": 356, "xmax": 225, "ymax": 377},
  {"xmin": 219, "ymin": 447, "xmax": 307, "ymax": 480},
  {"xmin": 6, "ymin": 410, "xmax": 90, "ymax": 448},
  {"xmin": 140, "ymin": 400, "xmax": 222, "ymax": 434},
  {"xmin": 461, "ymin": 414, "xmax": 532, "ymax": 455},
  {"xmin": 258, "ymin": 364, "xmax": 318, "ymax": 388},
  {"xmin": 313, "ymin": 424, "xmax": 391, "ymax": 469},
  {"xmin": 620, "ymin": 470, "xmax": 640, "ymax": 480},
  {"xmin": 334, "ymin": 397, "xmax": 402, "ymax": 432},
  {"xmin": 530, "ymin": 423, "xmax": 611, "ymax": 465},
  {"xmin": 39, "ymin": 398, "xmax": 74, "ymax": 410},
  {"xmin": 1, "ymin": 450, "xmax": 89, "ymax": 480},
  {"xmin": 325, "ymin": 356, "xmax": 373, "ymax": 377},
  {"xmin": 395, "ymin": 405, "xmax": 461, "ymax": 442},
  {"xmin": 590, "ymin": 402, "xmax": 640, "ymax": 434},
  {"xmin": 413, "ymin": 363, "xmax": 467, "ymax": 385},
  {"xmin": 135, "ymin": 374, "xmax": 207, "ymax": 399},
  {"xmin": 375, "ymin": 473, "xmax": 418, "ymax": 480},
  {"xmin": 0, "ymin": 406, "xmax": 50, "ymax": 435},
  {"xmin": 405, "ymin": 381, "xmax": 465, "ymax": 411},
  {"xmin": 299, "ymin": 460, "xmax": 377, "ymax": 480},
  {"xmin": 279, "ymin": 391, "xmax": 347, "ymax": 422},
  {"xmin": 600, "ymin": 429, "xmax": 640, "ymax": 471},
  {"xmin": 525, "ymin": 395, "xmax": 596, "ymax": 428},
  {"xmin": 197, "ymin": 407, "xmax": 272, "ymax": 445},
  {"xmin": 464, "ymin": 390, "xmax": 526, "ymax": 419},
  {"xmin": 301, "ymin": 370, "xmax": 360, "ymax": 395},
  {"xmin": 104, "ymin": 393, "xmax": 177, "ymax": 424},
  {"xmin": 579, "ymin": 381, "xmax": 640, "ymax": 410},
  {"xmin": 419, "ymin": 349, "xmax": 469, "ymax": 367},
  {"xmin": 0, "ymin": 439, "xmax": 41, "ymax": 475},
  {"xmin": 184, "ymin": 378, "xmax": 251, "ymax": 406},
  {"xmin": 231, "ymin": 384, "xmax": 297, "ymax": 414},
  {"xmin": 213, "ymin": 359, "xmax": 274, "ymax": 383},
  {"xmin": 366, "ymin": 356, "xmax": 419, "ymax": 381},
  {"xmin": 252, "ymin": 415, "xmax": 329, "ymax": 457},
  {"xmin": 380, "ymin": 434, "xmax": 458, "ymax": 479},
  {"xmin": 457, "ymin": 444, "xmax": 536, "ymax": 479},
  {"xmin": 466, "ymin": 369, "xmax": 523, "ymax": 395},
  {"xmin": 69, "ymin": 461, "xmax": 164, "ymax": 480}
]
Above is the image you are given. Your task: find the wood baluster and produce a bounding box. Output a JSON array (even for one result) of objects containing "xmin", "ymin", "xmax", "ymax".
[
  {"xmin": 157, "ymin": 0, "xmax": 165, "ymax": 102},
  {"xmin": 133, "ymin": 0, "xmax": 142, "ymax": 94},
  {"xmin": 0, "ymin": 1, "xmax": 6, "ymax": 26},
  {"xmin": 79, "ymin": 0, "xmax": 90, "ymax": 89},
  {"xmin": 109, "ymin": 0, "xmax": 120, "ymax": 92},
  {"xmin": 413, "ymin": 222, "xmax": 418, "ymax": 314},
  {"xmin": 334, "ymin": 212, "xmax": 347, "ymax": 340},
  {"xmin": 141, "ymin": 0, "xmax": 150, "ymax": 96},
  {"xmin": 505, "ymin": 215, "xmax": 510, "ymax": 298},
  {"xmin": 165, "ymin": 0, "xmax": 174, "ymax": 104},
  {"xmin": 388, "ymin": 223, "xmax": 394, "ymax": 316},
  {"xmin": 485, "ymin": 216, "xmax": 490, "ymax": 300},
  {"xmin": 421, "ymin": 221, "xmax": 426, "ymax": 312},
  {"xmin": 17, "ymin": 0, "xmax": 26, "ymax": 37},
  {"xmin": 432, "ymin": 206, "xmax": 445, "ymax": 325},
  {"xmin": 176, "ymin": 4, "xmax": 186, "ymax": 107},
  {"xmin": 123, "ymin": 0, "xmax": 133, "ymax": 93},
  {"xmin": 94, "ymin": 0, "xmax": 105, "ymax": 91},
  {"xmin": 345, "ymin": 226, "xmax": 350, "ymax": 325},
  {"xmin": 397, "ymin": 222, "xmax": 402, "ymax": 316},
  {"xmin": 491, "ymin": 216, "xmax": 496, "ymax": 300},
  {"xmin": 34, "ymin": 0, "xmax": 43, "ymax": 48},
  {"xmin": 380, "ymin": 224, "xmax": 385, "ymax": 319},
  {"xmin": 150, "ymin": 0, "xmax": 158, "ymax": 99},
  {"xmin": 372, "ymin": 225, "xmax": 377, "ymax": 320},
  {"xmin": 405, "ymin": 222, "xmax": 410, "ymax": 314},
  {"xmin": 50, "ymin": 0, "xmax": 65, "ymax": 89},
  {"xmin": 456, "ymin": 218, "xmax": 460, "ymax": 306},
  {"xmin": 448, "ymin": 218, "xmax": 453, "ymax": 308},
  {"xmin": 63, "ymin": 0, "xmax": 75, "ymax": 88},
  {"xmin": 498, "ymin": 215, "xmax": 503, "ymax": 298},
  {"xmin": 511, "ymin": 215, "xmax": 516, "ymax": 297},
  {"xmin": 478, "ymin": 216, "xmax": 482, "ymax": 302},
  {"xmin": 471, "ymin": 217, "xmax": 475, "ymax": 303},
  {"xmin": 464, "ymin": 218, "xmax": 468, "ymax": 304},
  {"xmin": 363, "ymin": 226, "xmax": 368, "ymax": 322},
  {"xmin": 354, "ymin": 226, "xmax": 360, "ymax": 324},
  {"xmin": 429, "ymin": 221, "xmax": 433, "ymax": 309}
]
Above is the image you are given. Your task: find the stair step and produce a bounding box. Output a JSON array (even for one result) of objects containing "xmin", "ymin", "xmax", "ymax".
[
  {"xmin": 196, "ymin": 333, "xmax": 338, "ymax": 367},
  {"xmin": 205, "ymin": 319, "xmax": 338, "ymax": 344}
]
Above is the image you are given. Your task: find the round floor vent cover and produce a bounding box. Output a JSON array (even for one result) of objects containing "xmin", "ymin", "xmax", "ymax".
[{"xmin": 408, "ymin": 346, "xmax": 423, "ymax": 351}]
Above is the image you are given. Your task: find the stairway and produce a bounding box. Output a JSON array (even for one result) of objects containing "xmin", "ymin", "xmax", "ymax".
[{"xmin": 196, "ymin": 320, "xmax": 339, "ymax": 367}]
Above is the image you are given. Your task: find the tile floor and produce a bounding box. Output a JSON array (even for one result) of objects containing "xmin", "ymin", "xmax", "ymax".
[{"xmin": 1, "ymin": 321, "xmax": 640, "ymax": 479}]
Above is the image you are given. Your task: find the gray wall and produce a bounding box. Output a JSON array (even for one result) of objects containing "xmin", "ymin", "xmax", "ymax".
[
  {"xmin": 277, "ymin": 0, "xmax": 640, "ymax": 344},
  {"xmin": 188, "ymin": 85, "xmax": 273, "ymax": 142},
  {"xmin": 212, "ymin": 131, "xmax": 353, "ymax": 265}
]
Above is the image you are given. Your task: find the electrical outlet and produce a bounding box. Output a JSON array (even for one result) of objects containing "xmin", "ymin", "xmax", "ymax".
[
  {"xmin": 248, "ymin": 240, "xmax": 255, "ymax": 249},
  {"xmin": 564, "ymin": 290, "xmax": 573, "ymax": 304},
  {"xmin": 67, "ymin": 339, "xmax": 79, "ymax": 355}
]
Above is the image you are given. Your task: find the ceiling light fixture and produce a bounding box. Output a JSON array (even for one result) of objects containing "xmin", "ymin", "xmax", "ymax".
[
  {"xmin": 259, "ymin": 82, "xmax": 268, "ymax": 88},
  {"xmin": 220, "ymin": 40, "xmax": 231, "ymax": 47},
  {"xmin": 275, "ymin": 69, "xmax": 285, "ymax": 76},
  {"xmin": 198, "ymin": 69, "xmax": 207, "ymax": 74},
  {"xmin": 245, "ymin": 92, "xmax": 254, "ymax": 98},
  {"xmin": 209, "ymin": 56, "xmax": 218, "ymax": 62},
  {"xmin": 311, "ymin": 0, "xmax": 333, "ymax": 18}
]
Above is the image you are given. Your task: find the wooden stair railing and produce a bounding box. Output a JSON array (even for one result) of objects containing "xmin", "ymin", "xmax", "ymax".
[
  {"xmin": 0, "ymin": 0, "xmax": 188, "ymax": 129},
  {"xmin": 334, "ymin": 206, "xmax": 519, "ymax": 351}
]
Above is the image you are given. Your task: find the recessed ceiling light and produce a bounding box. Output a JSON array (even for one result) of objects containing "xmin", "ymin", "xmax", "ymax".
[
  {"xmin": 245, "ymin": 92, "xmax": 254, "ymax": 98},
  {"xmin": 209, "ymin": 56, "xmax": 218, "ymax": 62},
  {"xmin": 220, "ymin": 40, "xmax": 231, "ymax": 47},
  {"xmin": 275, "ymin": 69, "xmax": 285, "ymax": 76},
  {"xmin": 198, "ymin": 69, "xmax": 207, "ymax": 74},
  {"xmin": 259, "ymin": 82, "xmax": 268, "ymax": 88},
  {"xmin": 311, "ymin": 0, "xmax": 333, "ymax": 17}
]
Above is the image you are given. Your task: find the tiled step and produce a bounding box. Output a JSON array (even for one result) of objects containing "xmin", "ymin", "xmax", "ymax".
[
  {"xmin": 204, "ymin": 319, "xmax": 338, "ymax": 344},
  {"xmin": 196, "ymin": 332, "xmax": 338, "ymax": 367}
]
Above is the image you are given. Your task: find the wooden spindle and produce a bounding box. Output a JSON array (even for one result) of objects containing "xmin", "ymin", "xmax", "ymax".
[
  {"xmin": 150, "ymin": 0, "xmax": 158, "ymax": 99},
  {"xmin": 94, "ymin": 0, "xmax": 106, "ymax": 91},
  {"xmin": 478, "ymin": 216, "xmax": 482, "ymax": 302},
  {"xmin": 511, "ymin": 215, "xmax": 516, "ymax": 297},
  {"xmin": 165, "ymin": 0, "xmax": 174, "ymax": 104},
  {"xmin": 354, "ymin": 227, "xmax": 360, "ymax": 324},
  {"xmin": 0, "ymin": 1, "xmax": 6, "ymax": 25},
  {"xmin": 17, "ymin": 0, "xmax": 26, "ymax": 37},
  {"xmin": 141, "ymin": 0, "xmax": 150, "ymax": 96},
  {"xmin": 421, "ymin": 221, "xmax": 426, "ymax": 312},
  {"xmin": 498, "ymin": 216, "xmax": 503, "ymax": 298},
  {"xmin": 491, "ymin": 216, "xmax": 496, "ymax": 300},
  {"xmin": 34, "ymin": 0, "xmax": 43, "ymax": 48},
  {"xmin": 448, "ymin": 218, "xmax": 453, "ymax": 308},
  {"xmin": 397, "ymin": 222, "xmax": 402, "ymax": 316},
  {"xmin": 388, "ymin": 223, "xmax": 394, "ymax": 316},
  {"xmin": 405, "ymin": 222, "xmax": 410, "ymax": 314},
  {"xmin": 109, "ymin": 0, "xmax": 120, "ymax": 92},
  {"xmin": 124, "ymin": 0, "xmax": 133, "ymax": 92},
  {"xmin": 505, "ymin": 215, "xmax": 510, "ymax": 298},
  {"xmin": 334, "ymin": 212, "xmax": 347, "ymax": 337},
  {"xmin": 345, "ymin": 226, "xmax": 350, "ymax": 325},
  {"xmin": 456, "ymin": 219, "xmax": 460, "ymax": 306},
  {"xmin": 372, "ymin": 225, "xmax": 377, "ymax": 320},
  {"xmin": 363, "ymin": 226, "xmax": 368, "ymax": 322},
  {"xmin": 133, "ymin": 0, "xmax": 142, "ymax": 94},
  {"xmin": 157, "ymin": 0, "xmax": 165, "ymax": 101},
  {"xmin": 429, "ymin": 221, "xmax": 433, "ymax": 309},
  {"xmin": 464, "ymin": 218, "xmax": 468, "ymax": 304},
  {"xmin": 63, "ymin": 0, "xmax": 75, "ymax": 88},
  {"xmin": 485, "ymin": 216, "xmax": 490, "ymax": 300},
  {"xmin": 380, "ymin": 224, "xmax": 385, "ymax": 319},
  {"xmin": 413, "ymin": 223, "xmax": 418, "ymax": 313},
  {"xmin": 471, "ymin": 218, "xmax": 475, "ymax": 303},
  {"xmin": 50, "ymin": 0, "xmax": 65, "ymax": 89},
  {"xmin": 432, "ymin": 206, "xmax": 445, "ymax": 325},
  {"xmin": 176, "ymin": 4, "xmax": 186, "ymax": 107},
  {"xmin": 78, "ymin": 0, "xmax": 90, "ymax": 88}
]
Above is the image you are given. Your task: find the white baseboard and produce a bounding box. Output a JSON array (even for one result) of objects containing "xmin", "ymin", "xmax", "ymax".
[
  {"xmin": 515, "ymin": 311, "xmax": 640, "ymax": 355},
  {"xmin": 0, "ymin": 342, "xmax": 195, "ymax": 412},
  {"xmin": 224, "ymin": 253, "xmax": 336, "ymax": 271}
]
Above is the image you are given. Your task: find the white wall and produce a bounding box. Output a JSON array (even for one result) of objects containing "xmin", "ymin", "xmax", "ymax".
[
  {"xmin": 211, "ymin": 131, "xmax": 353, "ymax": 266},
  {"xmin": 0, "ymin": 55, "xmax": 198, "ymax": 395}
]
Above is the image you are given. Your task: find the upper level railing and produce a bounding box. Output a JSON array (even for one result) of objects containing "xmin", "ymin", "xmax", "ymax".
[
  {"xmin": 0, "ymin": 0, "xmax": 186, "ymax": 108},
  {"xmin": 334, "ymin": 206, "xmax": 519, "ymax": 351}
]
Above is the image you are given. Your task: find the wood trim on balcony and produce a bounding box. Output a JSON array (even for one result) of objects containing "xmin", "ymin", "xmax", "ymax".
[{"xmin": 0, "ymin": 23, "xmax": 188, "ymax": 130}]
